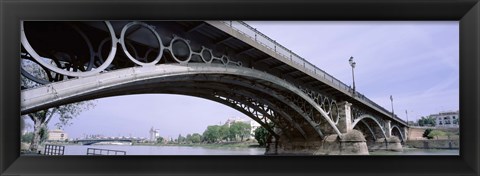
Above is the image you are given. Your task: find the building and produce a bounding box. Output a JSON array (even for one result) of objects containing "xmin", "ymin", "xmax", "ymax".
[
  {"xmin": 249, "ymin": 120, "xmax": 261, "ymax": 138},
  {"xmin": 224, "ymin": 117, "xmax": 248, "ymax": 127},
  {"xmin": 47, "ymin": 129, "xmax": 68, "ymax": 141},
  {"xmin": 149, "ymin": 127, "xmax": 161, "ymax": 142},
  {"xmin": 431, "ymin": 110, "xmax": 459, "ymax": 128}
]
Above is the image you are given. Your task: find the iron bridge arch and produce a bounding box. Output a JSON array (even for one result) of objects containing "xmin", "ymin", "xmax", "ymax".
[
  {"xmin": 351, "ymin": 114, "xmax": 387, "ymax": 143},
  {"xmin": 21, "ymin": 21, "xmax": 361, "ymax": 143}
]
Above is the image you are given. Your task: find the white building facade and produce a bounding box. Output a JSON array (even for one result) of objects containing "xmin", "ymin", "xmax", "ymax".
[
  {"xmin": 431, "ymin": 111, "xmax": 459, "ymax": 128},
  {"xmin": 47, "ymin": 129, "xmax": 68, "ymax": 141},
  {"xmin": 249, "ymin": 120, "xmax": 261, "ymax": 138}
]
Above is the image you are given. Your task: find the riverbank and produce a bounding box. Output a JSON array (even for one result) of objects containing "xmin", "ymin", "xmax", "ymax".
[
  {"xmin": 370, "ymin": 147, "xmax": 458, "ymax": 155},
  {"xmin": 405, "ymin": 139, "xmax": 459, "ymax": 149}
]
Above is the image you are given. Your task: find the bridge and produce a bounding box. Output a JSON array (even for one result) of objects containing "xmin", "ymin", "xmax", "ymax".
[
  {"xmin": 74, "ymin": 138, "xmax": 138, "ymax": 145},
  {"xmin": 20, "ymin": 21, "xmax": 408, "ymax": 155}
]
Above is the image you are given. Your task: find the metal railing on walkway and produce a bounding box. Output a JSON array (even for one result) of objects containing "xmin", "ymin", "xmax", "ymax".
[
  {"xmin": 87, "ymin": 148, "xmax": 126, "ymax": 155},
  {"xmin": 44, "ymin": 144, "xmax": 65, "ymax": 155}
]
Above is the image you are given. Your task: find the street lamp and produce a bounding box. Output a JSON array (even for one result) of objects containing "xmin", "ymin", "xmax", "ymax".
[
  {"xmin": 348, "ymin": 56, "xmax": 356, "ymax": 95},
  {"xmin": 405, "ymin": 110, "xmax": 409, "ymax": 126},
  {"xmin": 390, "ymin": 95, "xmax": 394, "ymax": 119}
]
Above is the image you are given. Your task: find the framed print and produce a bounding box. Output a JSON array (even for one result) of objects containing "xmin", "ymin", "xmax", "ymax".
[{"xmin": 1, "ymin": 0, "xmax": 479, "ymax": 175}]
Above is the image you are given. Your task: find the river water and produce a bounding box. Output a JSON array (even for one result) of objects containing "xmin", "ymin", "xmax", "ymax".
[{"xmin": 62, "ymin": 145, "xmax": 458, "ymax": 155}]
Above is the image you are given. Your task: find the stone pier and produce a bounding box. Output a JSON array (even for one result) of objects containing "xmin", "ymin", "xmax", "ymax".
[
  {"xmin": 368, "ymin": 136, "xmax": 403, "ymax": 152},
  {"xmin": 265, "ymin": 130, "xmax": 369, "ymax": 155}
]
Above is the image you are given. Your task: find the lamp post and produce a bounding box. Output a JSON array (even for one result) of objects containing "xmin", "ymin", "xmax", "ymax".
[
  {"xmin": 390, "ymin": 95, "xmax": 394, "ymax": 119},
  {"xmin": 348, "ymin": 56, "xmax": 356, "ymax": 95},
  {"xmin": 405, "ymin": 110, "xmax": 409, "ymax": 126}
]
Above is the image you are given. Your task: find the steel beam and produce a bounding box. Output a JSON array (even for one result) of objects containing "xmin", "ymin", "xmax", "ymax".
[{"xmin": 186, "ymin": 23, "xmax": 205, "ymax": 33}]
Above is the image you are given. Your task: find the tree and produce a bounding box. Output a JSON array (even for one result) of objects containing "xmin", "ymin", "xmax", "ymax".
[
  {"xmin": 229, "ymin": 122, "xmax": 251, "ymax": 141},
  {"xmin": 22, "ymin": 62, "xmax": 95, "ymax": 152},
  {"xmin": 186, "ymin": 134, "xmax": 192, "ymax": 144},
  {"xmin": 177, "ymin": 134, "xmax": 186, "ymax": 144},
  {"xmin": 417, "ymin": 116, "xmax": 436, "ymax": 126},
  {"xmin": 39, "ymin": 125, "xmax": 49, "ymax": 143},
  {"xmin": 453, "ymin": 119, "xmax": 459, "ymax": 125},
  {"xmin": 21, "ymin": 132, "xmax": 35, "ymax": 143},
  {"xmin": 156, "ymin": 136, "xmax": 165, "ymax": 143},
  {"xmin": 428, "ymin": 130, "xmax": 446, "ymax": 139},
  {"xmin": 203, "ymin": 125, "xmax": 221, "ymax": 143},
  {"xmin": 254, "ymin": 126, "xmax": 270, "ymax": 146},
  {"xmin": 25, "ymin": 102, "xmax": 94, "ymax": 152},
  {"xmin": 186, "ymin": 133, "xmax": 202, "ymax": 143},
  {"xmin": 423, "ymin": 128, "xmax": 434, "ymax": 139},
  {"xmin": 219, "ymin": 124, "xmax": 229, "ymax": 141}
]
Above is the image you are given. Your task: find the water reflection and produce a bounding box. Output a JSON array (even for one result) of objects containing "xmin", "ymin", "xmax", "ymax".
[
  {"xmin": 64, "ymin": 145, "xmax": 266, "ymax": 155},
  {"xmin": 62, "ymin": 145, "xmax": 459, "ymax": 155}
]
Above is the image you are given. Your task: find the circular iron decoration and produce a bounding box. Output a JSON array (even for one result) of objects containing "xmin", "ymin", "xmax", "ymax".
[{"xmin": 119, "ymin": 21, "xmax": 164, "ymax": 66}]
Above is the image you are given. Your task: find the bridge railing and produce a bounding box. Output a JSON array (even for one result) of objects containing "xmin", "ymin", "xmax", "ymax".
[
  {"xmin": 87, "ymin": 148, "xmax": 126, "ymax": 155},
  {"xmin": 221, "ymin": 21, "xmax": 406, "ymax": 125}
]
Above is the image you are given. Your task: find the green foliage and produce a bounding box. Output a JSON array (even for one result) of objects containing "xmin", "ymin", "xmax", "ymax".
[
  {"xmin": 254, "ymin": 126, "xmax": 270, "ymax": 146},
  {"xmin": 186, "ymin": 133, "xmax": 202, "ymax": 143},
  {"xmin": 55, "ymin": 101, "xmax": 96, "ymax": 129},
  {"xmin": 417, "ymin": 116, "xmax": 436, "ymax": 127},
  {"xmin": 156, "ymin": 136, "xmax": 165, "ymax": 143},
  {"xmin": 453, "ymin": 119, "xmax": 459, "ymax": 125},
  {"xmin": 177, "ymin": 134, "xmax": 186, "ymax": 144},
  {"xmin": 193, "ymin": 133, "xmax": 202, "ymax": 143},
  {"xmin": 39, "ymin": 125, "xmax": 49, "ymax": 143},
  {"xmin": 20, "ymin": 60, "xmax": 49, "ymax": 89},
  {"xmin": 219, "ymin": 124, "xmax": 229, "ymax": 141},
  {"xmin": 21, "ymin": 132, "xmax": 35, "ymax": 143},
  {"xmin": 202, "ymin": 122, "xmax": 252, "ymax": 143},
  {"xmin": 229, "ymin": 122, "xmax": 251, "ymax": 141},
  {"xmin": 423, "ymin": 129, "xmax": 434, "ymax": 139},
  {"xmin": 203, "ymin": 125, "xmax": 222, "ymax": 143},
  {"xmin": 444, "ymin": 131, "xmax": 454, "ymax": 139},
  {"xmin": 428, "ymin": 130, "xmax": 446, "ymax": 139}
]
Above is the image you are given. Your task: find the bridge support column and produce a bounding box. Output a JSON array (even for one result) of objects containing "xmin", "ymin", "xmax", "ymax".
[
  {"xmin": 385, "ymin": 120, "xmax": 392, "ymax": 138},
  {"xmin": 314, "ymin": 130, "xmax": 369, "ymax": 155},
  {"xmin": 337, "ymin": 101, "xmax": 353, "ymax": 133},
  {"xmin": 366, "ymin": 120, "xmax": 403, "ymax": 152},
  {"xmin": 369, "ymin": 137, "xmax": 403, "ymax": 152},
  {"xmin": 403, "ymin": 127, "xmax": 409, "ymax": 141},
  {"xmin": 266, "ymin": 130, "xmax": 369, "ymax": 155}
]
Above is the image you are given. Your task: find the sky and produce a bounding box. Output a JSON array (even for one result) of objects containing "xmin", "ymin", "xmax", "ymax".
[{"xmin": 23, "ymin": 21, "xmax": 459, "ymax": 139}]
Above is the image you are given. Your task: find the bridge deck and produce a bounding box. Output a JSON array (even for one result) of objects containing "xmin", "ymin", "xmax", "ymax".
[{"xmin": 203, "ymin": 21, "xmax": 406, "ymax": 126}]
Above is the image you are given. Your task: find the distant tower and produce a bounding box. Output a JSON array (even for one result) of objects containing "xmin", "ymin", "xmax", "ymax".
[
  {"xmin": 149, "ymin": 127, "xmax": 160, "ymax": 142},
  {"xmin": 149, "ymin": 127, "xmax": 155, "ymax": 141}
]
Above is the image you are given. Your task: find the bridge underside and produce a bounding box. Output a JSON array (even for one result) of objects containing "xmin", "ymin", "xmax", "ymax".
[
  {"xmin": 22, "ymin": 64, "xmax": 405, "ymax": 154},
  {"xmin": 20, "ymin": 21, "xmax": 407, "ymax": 155},
  {"xmin": 76, "ymin": 140, "xmax": 134, "ymax": 145}
]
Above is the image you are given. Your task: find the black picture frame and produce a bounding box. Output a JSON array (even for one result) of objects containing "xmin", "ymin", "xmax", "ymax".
[{"xmin": 1, "ymin": 0, "xmax": 479, "ymax": 176}]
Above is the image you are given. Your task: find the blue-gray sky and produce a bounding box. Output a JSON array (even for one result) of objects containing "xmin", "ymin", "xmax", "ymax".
[{"xmin": 31, "ymin": 21, "xmax": 458, "ymax": 139}]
